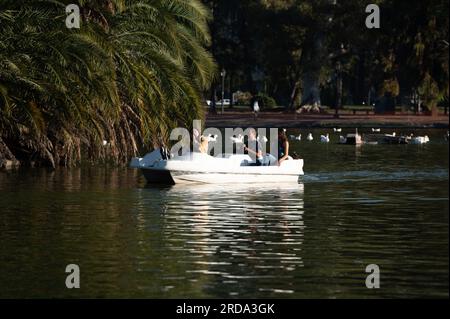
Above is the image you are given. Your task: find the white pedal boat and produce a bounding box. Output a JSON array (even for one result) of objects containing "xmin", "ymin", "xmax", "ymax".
[{"xmin": 130, "ymin": 149, "xmax": 304, "ymax": 184}]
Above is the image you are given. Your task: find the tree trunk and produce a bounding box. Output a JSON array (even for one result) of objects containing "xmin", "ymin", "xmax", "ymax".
[
  {"xmin": 335, "ymin": 61, "xmax": 343, "ymax": 117},
  {"xmin": 300, "ymin": 74, "xmax": 321, "ymax": 109},
  {"xmin": 431, "ymin": 104, "xmax": 439, "ymax": 117},
  {"xmin": 288, "ymin": 81, "xmax": 301, "ymax": 112},
  {"xmin": 228, "ymin": 73, "xmax": 234, "ymax": 109},
  {"xmin": 210, "ymin": 84, "xmax": 217, "ymax": 114},
  {"xmin": 298, "ymin": 34, "xmax": 324, "ymax": 113}
]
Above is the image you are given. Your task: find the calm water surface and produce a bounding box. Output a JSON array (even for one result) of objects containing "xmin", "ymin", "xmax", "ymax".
[{"xmin": 0, "ymin": 128, "xmax": 448, "ymax": 298}]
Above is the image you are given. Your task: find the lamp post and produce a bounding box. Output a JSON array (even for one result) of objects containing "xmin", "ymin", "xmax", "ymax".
[
  {"xmin": 335, "ymin": 60, "xmax": 342, "ymax": 118},
  {"xmin": 334, "ymin": 44, "xmax": 346, "ymax": 118},
  {"xmin": 221, "ymin": 69, "xmax": 226, "ymax": 114}
]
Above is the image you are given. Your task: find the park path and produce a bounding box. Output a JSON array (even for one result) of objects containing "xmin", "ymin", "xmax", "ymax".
[{"xmin": 206, "ymin": 111, "xmax": 449, "ymax": 128}]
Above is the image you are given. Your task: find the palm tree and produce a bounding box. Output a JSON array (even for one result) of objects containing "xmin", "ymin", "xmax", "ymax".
[{"xmin": 0, "ymin": 0, "xmax": 216, "ymax": 167}]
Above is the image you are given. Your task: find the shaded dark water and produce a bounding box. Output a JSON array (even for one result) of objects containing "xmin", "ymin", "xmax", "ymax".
[{"xmin": 0, "ymin": 128, "xmax": 448, "ymax": 298}]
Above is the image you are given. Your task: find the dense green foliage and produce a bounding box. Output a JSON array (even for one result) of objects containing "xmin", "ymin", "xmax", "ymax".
[
  {"xmin": 205, "ymin": 0, "xmax": 449, "ymax": 111},
  {"xmin": 0, "ymin": 0, "xmax": 215, "ymax": 167},
  {"xmin": 254, "ymin": 93, "xmax": 277, "ymax": 109},
  {"xmin": 1, "ymin": 0, "xmax": 448, "ymax": 167}
]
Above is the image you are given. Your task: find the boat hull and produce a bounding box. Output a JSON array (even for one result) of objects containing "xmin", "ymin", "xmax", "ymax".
[
  {"xmin": 142, "ymin": 168, "xmax": 176, "ymax": 185},
  {"xmin": 133, "ymin": 150, "xmax": 304, "ymax": 185},
  {"xmin": 141, "ymin": 168, "xmax": 301, "ymax": 184}
]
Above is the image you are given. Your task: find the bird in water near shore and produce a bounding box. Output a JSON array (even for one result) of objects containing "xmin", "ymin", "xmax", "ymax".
[
  {"xmin": 289, "ymin": 134, "xmax": 302, "ymax": 141},
  {"xmin": 257, "ymin": 135, "xmax": 268, "ymax": 143},
  {"xmin": 320, "ymin": 133, "xmax": 330, "ymax": 143},
  {"xmin": 306, "ymin": 133, "xmax": 313, "ymax": 141},
  {"xmin": 372, "ymin": 128, "xmax": 381, "ymax": 132},
  {"xmin": 339, "ymin": 135, "xmax": 347, "ymax": 144},
  {"xmin": 410, "ymin": 135, "xmax": 430, "ymax": 144},
  {"xmin": 230, "ymin": 134, "xmax": 244, "ymax": 144},
  {"xmin": 207, "ymin": 134, "xmax": 218, "ymax": 142},
  {"xmin": 385, "ymin": 132, "xmax": 396, "ymax": 137},
  {"xmin": 333, "ymin": 128, "xmax": 342, "ymax": 132}
]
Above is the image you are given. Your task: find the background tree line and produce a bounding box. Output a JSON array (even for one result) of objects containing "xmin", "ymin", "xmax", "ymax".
[
  {"xmin": 1, "ymin": 0, "xmax": 448, "ymax": 167},
  {"xmin": 204, "ymin": 0, "xmax": 449, "ymax": 114}
]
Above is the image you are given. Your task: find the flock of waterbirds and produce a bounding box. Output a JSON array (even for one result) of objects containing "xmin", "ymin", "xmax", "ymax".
[
  {"xmin": 287, "ymin": 128, "xmax": 444, "ymax": 145},
  {"xmin": 100, "ymin": 129, "xmax": 447, "ymax": 148},
  {"xmin": 204, "ymin": 128, "xmax": 448, "ymax": 147}
]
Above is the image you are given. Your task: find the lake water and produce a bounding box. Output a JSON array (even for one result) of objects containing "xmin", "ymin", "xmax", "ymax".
[{"xmin": 0, "ymin": 128, "xmax": 448, "ymax": 298}]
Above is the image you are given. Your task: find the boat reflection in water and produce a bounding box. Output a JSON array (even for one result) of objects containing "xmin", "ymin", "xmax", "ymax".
[{"xmin": 136, "ymin": 182, "xmax": 305, "ymax": 296}]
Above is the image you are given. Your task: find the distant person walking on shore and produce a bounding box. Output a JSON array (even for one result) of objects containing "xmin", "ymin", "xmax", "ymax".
[{"xmin": 251, "ymin": 96, "xmax": 260, "ymax": 120}]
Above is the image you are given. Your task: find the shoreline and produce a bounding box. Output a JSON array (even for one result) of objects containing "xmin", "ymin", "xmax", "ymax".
[{"xmin": 205, "ymin": 112, "xmax": 449, "ymax": 129}]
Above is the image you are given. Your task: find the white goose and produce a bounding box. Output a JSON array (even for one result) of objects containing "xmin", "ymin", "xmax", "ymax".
[
  {"xmin": 410, "ymin": 135, "xmax": 430, "ymax": 144},
  {"xmin": 257, "ymin": 135, "xmax": 269, "ymax": 143},
  {"xmin": 230, "ymin": 134, "xmax": 244, "ymax": 144},
  {"xmin": 320, "ymin": 133, "xmax": 330, "ymax": 143},
  {"xmin": 306, "ymin": 133, "xmax": 313, "ymax": 141},
  {"xmin": 372, "ymin": 128, "xmax": 381, "ymax": 133},
  {"xmin": 333, "ymin": 128, "xmax": 342, "ymax": 133},
  {"xmin": 289, "ymin": 134, "xmax": 302, "ymax": 141},
  {"xmin": 339, "ymin": 135, "xmax": 347, "ymax": 144},
  {"xmin": 385, "ymin": 132, "xmax": 396, "ymax": 137},
  {"xmin": 207, "ymin": 134, "xmax": 218, "ymax": 142}
]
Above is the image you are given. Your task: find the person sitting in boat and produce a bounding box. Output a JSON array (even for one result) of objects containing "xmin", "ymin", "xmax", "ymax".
[
  {"xmin": 243, "ymin": 128, "xmax": 263, "ymax": 166},
  {"xmin": 193, "ymin": 128, "xmax": 201, "ymax": 152},
  {"xmin": 278, "ymin": 129, "xmax": 290, "ymax": 165},
  {"xmin": 199, "ymin": 135, "xmax": 209, "ymax": 154}
]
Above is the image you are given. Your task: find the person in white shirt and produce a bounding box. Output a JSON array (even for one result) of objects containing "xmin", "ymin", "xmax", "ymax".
[{"xmin": 252, "ymin": 97, "xmax": 260, "ymax": 119}]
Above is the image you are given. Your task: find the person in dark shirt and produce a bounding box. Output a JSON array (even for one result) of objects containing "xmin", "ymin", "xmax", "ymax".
[{"xmin": 278, "ymin": 129, "xmax": 290, "ymax": 165}]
